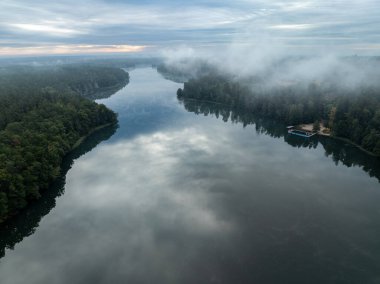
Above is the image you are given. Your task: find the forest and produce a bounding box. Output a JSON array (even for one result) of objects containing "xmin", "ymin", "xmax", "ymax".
[
  {"xmin": 177, "ymin": 73, "xmax": 380, "ymax": 156},
  {"xmin": 0, "ymin": 124, "xmax": 117, "ymax": 258},
  {"xmin": 0, "ymin": 65, "xmax": 128, "ymax": 223}
]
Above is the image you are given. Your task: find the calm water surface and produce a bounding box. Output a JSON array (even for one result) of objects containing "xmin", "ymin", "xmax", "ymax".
[{"xmin": 1, "ymin": 67, "xmax": 380, "ymax": 284}]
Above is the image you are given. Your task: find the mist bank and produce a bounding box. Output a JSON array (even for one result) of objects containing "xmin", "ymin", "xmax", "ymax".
[
  {"xmin": 0, "ymin": 55, "xmax": 162, "ymax": 69},
  {"xmin": 160, "ymin": 49, "xmax": 380, "ymax": 156},
  {"xmin": 160, "ymin": 46, "xmax": 380, "ymax": 91}
]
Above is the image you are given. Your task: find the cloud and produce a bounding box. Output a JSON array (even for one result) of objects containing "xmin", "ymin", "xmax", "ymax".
[
  {"xmin": 8, "ymin": 24, "xmax": 85, "ymax": 37},
  {"xmin": 268, "ymin": 24, "xmax": 319, "ymax": 30},
  {"xmin": 0, "ymin": 44, "xmax": 147, "ymax": 56},
  {"xmin": 0, "ymin": 0, "xmax": 379, "ymax": 56}
]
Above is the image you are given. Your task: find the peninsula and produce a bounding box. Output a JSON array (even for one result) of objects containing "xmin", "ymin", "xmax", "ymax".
[{"xmin": 0, "ymin": 65, "xmax": 129, "ymax": 223}]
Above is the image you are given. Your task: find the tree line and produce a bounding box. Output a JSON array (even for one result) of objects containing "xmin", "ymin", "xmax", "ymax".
[
  {"xmin": 0, "ymin": 124, "xmax": 117, "ymax": 257},
  {"xmin": 177, "ymin": 73, "xmax": 380, "ymax": 156},
  {"xmin": 178, "ymin": 98, "xmax": 380, "ymax": 182},
  {"xmin": 0, "ymin": 65, "xmax": 128, "ymax": 223}
]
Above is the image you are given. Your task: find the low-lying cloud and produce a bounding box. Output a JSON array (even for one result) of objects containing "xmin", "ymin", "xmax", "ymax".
[{"xmin": 161, "ymin": 40, "xmax": 380, "ymax": 91}]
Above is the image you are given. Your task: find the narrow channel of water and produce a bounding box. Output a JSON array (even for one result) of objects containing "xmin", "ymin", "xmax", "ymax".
[{"xmin": 0, "ymin": 67, "xmax": 379, "ymax": 284}]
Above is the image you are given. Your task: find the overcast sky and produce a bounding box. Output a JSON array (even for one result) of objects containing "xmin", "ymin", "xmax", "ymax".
[{"xmin": 1, "ymin": 0, "xmax": 379, "ymax": 56}]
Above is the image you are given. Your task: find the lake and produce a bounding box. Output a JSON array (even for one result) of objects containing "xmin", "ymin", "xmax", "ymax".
[{"xmin": 0, "ymin": 67, "xmax": 380, "ymax": 284}]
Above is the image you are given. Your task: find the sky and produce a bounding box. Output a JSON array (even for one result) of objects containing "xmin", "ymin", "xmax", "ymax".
[{"xmin": 0, "ymin": 0, "xmax": 380, "ymax": 56}]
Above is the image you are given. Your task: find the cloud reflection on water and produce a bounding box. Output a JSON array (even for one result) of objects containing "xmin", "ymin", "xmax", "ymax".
[{"xmin": 0, "ymin": 68, "xmax": 380, "ymax": 284}]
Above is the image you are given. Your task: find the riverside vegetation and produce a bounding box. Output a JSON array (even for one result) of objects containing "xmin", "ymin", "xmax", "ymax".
[
  {"xmin": 176, "ymin": 72, "xmax": 380, "ymax": 156},
  {"xmin": 0, "ymin": 65, "xmax": 129, "ymax": 223}
]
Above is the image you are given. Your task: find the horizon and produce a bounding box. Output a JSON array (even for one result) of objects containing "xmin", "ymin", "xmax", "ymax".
[{"xmin": 1, "ymin": 0, "xmax": 380, "ymax": 57}]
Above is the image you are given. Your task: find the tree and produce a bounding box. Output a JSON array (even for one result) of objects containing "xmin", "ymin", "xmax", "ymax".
[{"xmin": 313, "ymin": 120, "xmax": 321, "ymax": 132}]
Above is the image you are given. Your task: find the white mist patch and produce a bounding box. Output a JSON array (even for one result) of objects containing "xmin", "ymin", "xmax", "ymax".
[{"xmin": 161, "ymin": 42, "xmax": 380, "ymax": 91}]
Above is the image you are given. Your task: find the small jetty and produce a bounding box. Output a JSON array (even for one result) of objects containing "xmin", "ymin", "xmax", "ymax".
[{"xmin": 287, "ymin": 126, "xmax": 316, "ymax": 138}]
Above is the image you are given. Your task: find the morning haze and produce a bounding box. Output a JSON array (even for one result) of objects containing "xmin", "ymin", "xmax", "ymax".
[{"xmin": 0, "ymin": 1, "xmax": 380, "ymax": 284}]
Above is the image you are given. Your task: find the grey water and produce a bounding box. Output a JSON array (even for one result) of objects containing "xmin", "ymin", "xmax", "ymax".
[{"xmin": 1, "ymin": 67, "xmax": 380, "ymax": 284}]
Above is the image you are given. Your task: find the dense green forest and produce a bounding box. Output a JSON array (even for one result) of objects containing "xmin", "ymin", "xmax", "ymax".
[
  {"xmin": 0, "ymin": 124, "xmax": 117, "ymax": 257},
  {"xmin": 0, "ymin": 65, "xmax": 128, "ymax": 223},
  {"xmin": 0, "ymin": 65, "xmax": 129, "ymax": 100},
  {"xmin": 177, "ymin": 73, "xmax": 380, "ymax": 156}
]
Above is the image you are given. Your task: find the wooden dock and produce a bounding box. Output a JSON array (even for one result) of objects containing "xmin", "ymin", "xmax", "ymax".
[{"xmin": 287, "ymin": 126, "xmax": 317, "ymax": 138}]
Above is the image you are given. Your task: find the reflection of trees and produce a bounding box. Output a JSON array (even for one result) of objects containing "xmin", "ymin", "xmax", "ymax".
[
  {"xmin": 320, "ymin": 136, "xmax": 380, "ymax": 179},
  {"xmin": 180, "ymin": 98, "xmax": 286, "ymax": 138},
  {"xmin": 0, "ymin": 124, "xmax": 117, "ymax": 258},
  {"xmin": 179, "ymin": 97, "xmax": 380, "ymax": 182}
]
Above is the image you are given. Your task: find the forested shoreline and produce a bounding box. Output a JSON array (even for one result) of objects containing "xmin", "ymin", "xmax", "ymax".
[
  {"xmin": 179, "ymin": 99, "xmax": 380, "ymax": 182},
  {"xmin": 0, "ymin": 124, "xmax": 118, "ymax": 257},
  {"xmin": 0, "ymin": 65, "xmax": 128, "ymax": 223},
  {"xmin": 177, "ymin": 73, "xmax": 380, "ymax": 156}
]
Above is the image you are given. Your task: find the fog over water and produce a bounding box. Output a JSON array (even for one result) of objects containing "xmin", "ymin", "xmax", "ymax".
[
  {"xmin": 1, "ymin": 0, "xmax": 380, "ymax": 282},
  {"xmin": 0, "ymin": 68, "xmax": 379, "ymax": 284},
  {"xmin": 162, "ymin": 44, "xmax": 380, "ymax": 92}
]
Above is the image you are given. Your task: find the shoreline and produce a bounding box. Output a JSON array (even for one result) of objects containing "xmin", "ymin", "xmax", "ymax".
[
  {"xmin": 290, "ymin": 122, "xmax": 379, "ymax": 157},
  {"xmin": 82, "ymin": 81, "xmax": 128, "ymax": 100},
  {"xmin": 296, "ymin": 123, "xmax": 379, "ymax": 157},
  {"xmin": 71, "ymin": 122, "xmax": 116, "ymax": 150},
  {"xmin": 180, "ymin": 98, "xmax": 379, "ymax": 158},
  {"xmin": 0, "ymin": 122, "xmax": 117, "ymax": 225},
  {"xmin": 324, "ymin": 135, "xmax": 379, "ymax": 157}
]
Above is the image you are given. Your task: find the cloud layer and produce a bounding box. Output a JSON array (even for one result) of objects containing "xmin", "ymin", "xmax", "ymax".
[{"xmin": 0, "ymin": 0, "xmax": 379, "ymax": 56}]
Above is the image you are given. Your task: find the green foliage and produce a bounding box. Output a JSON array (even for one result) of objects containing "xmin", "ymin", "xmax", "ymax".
[
  {"xmin": 0, "ymin": 65, "xmax": 123, "ymax": 222},
  {"xmin": 178, "ymin": 74, "xmax": 380, "ymax": 156},
  {"xmin": 313, "ymin": 120, "xmax": 321, "ymax": 132},
  {"xmin": 180, "ymin": 99, "xmax": 380, "ymax": 183}
]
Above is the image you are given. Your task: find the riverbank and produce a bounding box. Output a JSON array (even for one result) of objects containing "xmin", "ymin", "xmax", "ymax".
[
  {"xmin": 0, "ymin": 121, "xmax": 117, "ymax": 225},
  {"xmin": 327, "ymin": 135, "xmax": 379, "ymax": 157},
  {"xmin": 71, "ymin": 122, "xmax": 116, "ymax": 150},
  {"xmin": 296, "ymin": 123, "xmax": 379, "ymax": 157},
  {"xmin": 179, "ymin": 97, "xmax": 379, "ymax": 158},
  {"xmin": 78, "ymin": 80, "xmax": 129, "ymax": 100},
  {"xmin": 0, "ymin": 64, "xmax": 128, "ymax": 224},
  {"xmin": 296, "ymin": 123, "xmax": 331, "ymax": 136}
]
